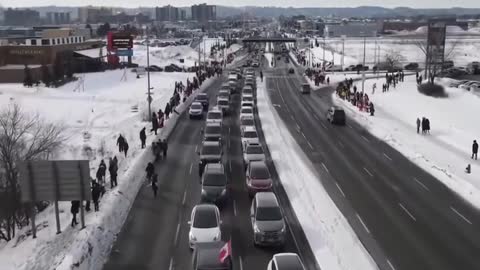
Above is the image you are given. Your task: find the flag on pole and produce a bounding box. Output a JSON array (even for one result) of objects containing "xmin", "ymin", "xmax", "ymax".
[{"xmin": 219, "ymin": 240, "xmax": 232, "ymax": 264}]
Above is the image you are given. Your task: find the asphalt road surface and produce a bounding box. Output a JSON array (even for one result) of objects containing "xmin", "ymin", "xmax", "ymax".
[
  {"xmin": 103, "ymin": 56, "xmax": 319, "ymax": 270},
  {"xmin": 264, "ymin": 56, "xmax": 480, "ymax": 270}
]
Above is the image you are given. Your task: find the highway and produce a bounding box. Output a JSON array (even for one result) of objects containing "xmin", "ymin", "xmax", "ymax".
[
  {"xmin": 265, "ymin": 57, "xmax": 480, "ymax": 270},
  {"xmin": 103, "ymin": 56, "xmax": 318, "ymax": 270}
]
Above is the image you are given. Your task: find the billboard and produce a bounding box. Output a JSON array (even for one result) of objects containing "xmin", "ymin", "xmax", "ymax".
[
  {"xmin": 425, "ymin": 20, "xmax": 447, "ymax": 76},
  {"xmin": 107, "ymin": 32, "xmax": 133, "ymax": 51}
]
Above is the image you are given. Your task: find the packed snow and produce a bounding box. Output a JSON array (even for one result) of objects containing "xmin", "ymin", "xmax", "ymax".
[
  {"xmin": 256, "ymin": 78, "xmax": 377, "ymax": 270},
  {"xmin": 333, "ymin": 75, "xmax": 480, "ymax": 209}
]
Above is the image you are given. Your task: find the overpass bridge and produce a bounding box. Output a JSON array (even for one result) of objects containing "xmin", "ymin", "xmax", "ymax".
[{"xmin": 241, "ymin": 37, "xmax": 297, "ymax": 43}]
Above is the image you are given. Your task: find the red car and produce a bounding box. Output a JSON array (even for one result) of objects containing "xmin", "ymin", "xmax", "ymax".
[{"xmin": 246, "ymin": 161, "xmax": 272, "ymax": 196}]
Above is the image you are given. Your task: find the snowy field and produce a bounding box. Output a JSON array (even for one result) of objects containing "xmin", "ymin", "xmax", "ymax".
[
  {"xmin": 257, "ymin": 78, "xmax": 377, "ymax": 270},
  {"xmin": 334, "ymin": 76, "xmax": 480, "ymax": 209}
]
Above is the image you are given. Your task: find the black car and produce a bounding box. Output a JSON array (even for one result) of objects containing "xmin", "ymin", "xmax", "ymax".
[
  {"xmin": 201, "ymin": 163, "xmax": 228, "ymax": 205},
  {"xmin": 326, "ymin": 106, "xmax": 346, "ymax": 125},
  {"xmin": 195, "ymin": 93, "xmax": 209, "ymax": 110},
  {"xmin": 404, "ymin": 62, "xmax": 419, "ymax": 70},
  {"xmin": 288, "ymin": 68, "xmax": 294, "ymax": 74},
  {"xmin": 199, "ymin": 141, "xmax": 223, "ymax": 165},
  {"xmin": 192, "ymin": 242, "xmax": 232, "ymax": 270}
]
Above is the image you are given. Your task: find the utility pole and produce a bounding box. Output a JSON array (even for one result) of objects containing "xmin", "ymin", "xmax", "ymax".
[
  {"xmin": 341, "ymin": 35, "xmax": 346, "ymax": 71},
  {"xmin": 146, "ymin": 26, "xmax": 152, "ymax": 121},
  {"xmin": 322, "ymin": 35, "xmax": 326, "ymax": 69},
  {"xmin": 361, "ymin": 33, "xmax": 367, "ymax": 93}
]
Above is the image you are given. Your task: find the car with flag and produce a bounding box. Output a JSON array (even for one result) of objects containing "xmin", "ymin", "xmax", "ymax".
[
  {"xmin": 267, "ymin": 253, "xmax": 305, "ymax": 270},
  {"xmin": 192, "ymin": 241, "xmax": 232, "ymax": 270}
]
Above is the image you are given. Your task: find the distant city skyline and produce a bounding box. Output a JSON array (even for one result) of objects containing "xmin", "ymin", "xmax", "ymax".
[{"xmin": 1, "ymin": 0, "xmax": 479, "ymax": 9}]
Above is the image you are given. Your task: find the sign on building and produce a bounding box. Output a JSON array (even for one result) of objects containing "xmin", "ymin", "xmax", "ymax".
[{"xmin": 425, "ymin": 20, "xmax": 447, "ymax": 79}]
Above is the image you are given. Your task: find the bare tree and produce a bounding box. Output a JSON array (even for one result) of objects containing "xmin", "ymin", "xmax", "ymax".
[
  {"xmin": 384, "ymin": 49, "xmax": 405, "ymax": 71},
  {"xmin": 0, "ymin": 104, "xmax": 65, "ymax": 241},
  {"xmin": 415, "ymin": 38, "xmax": 459, "ymax": 83}
]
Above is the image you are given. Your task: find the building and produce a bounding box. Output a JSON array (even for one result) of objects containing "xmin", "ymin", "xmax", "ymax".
[
  {"xmin": 156, "ymin": 5, "xmax": 181, "ymax": 22},
  {"xmin": 78, "ymin": 7, "xmax": 113, "ymax": 24},
  {"xmin": 383, "ymin": 20, "xmax": 468, "ymax": 33},
  {"xmin": 46, "ymin": 12, "xmax": 71, "ymax": 25},
  {"xmin": 191, "ymin": 4, "xmax": 216, "ymax": 24},
  {"xmin": 4, "ymin": 8, "xmax": 40, "ymax": 26},
  {"xmin": 325, "ymin": 21, "xmax": 383, "ymax": 37}
]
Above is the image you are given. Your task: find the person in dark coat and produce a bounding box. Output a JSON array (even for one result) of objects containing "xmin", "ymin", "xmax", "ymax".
[
  {"xmin": 472, "ymin": 140, "xmax": 478, "ymax": 160},
  {"xmin": 421, "ymin": 117, "xmax": 426, "ymax": 134},
  {"xmin": 140, "ymin": 127, "xmax": 147, "ymax": 149},
  {"xmin": 92, "ymin": 182, "xmax": 101, "ymax": 212},
  {"xmin": 117, "ymin": 134, "xmax": 125, "ymax": 153},
  {"xmin": 109, "ymin": 157, "xmax": 118, "ymax": 188},
  {"xmin": 151, "ymin": 173, "xmax": 158, "ymax": 198},
  {"xmin": 124, "ymin": 141, "xmax": 129, "ymax": 157},
  {"xmin": 369, "ymin": 102, "xmax": 375, "ymax": 116},
  {"xmin": 96, "ymin": 160, "xmax": 107, "ymax": 184},
  {"xmin": 164, "ymin": 103, "xmax": 171, "ymax": 119},
  {"xmin": 71, "ymin": 200, "xmax": 80, "ymax": 227},
  {"xmin": 162, "ymin": 139, "xmax": 168, "ymax": 158},
  {"xmin": 151, "ymin": 112, "xmax": 159, "ymax": 135},
  {"xmin": 425, "ymin": 118, "xmax": 430, "ymax": 134},
  {"xmin": 416, "ymin": 118, "xmax": 421, "ymax": 134},
  {"xmin": 146, "ymin": 162, "xmax": 155, "ymax": 181}
]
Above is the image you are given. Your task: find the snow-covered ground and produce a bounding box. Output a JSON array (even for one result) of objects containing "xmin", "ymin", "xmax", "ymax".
[
  {"xmin": 333, "ymin": 76, "xmax": 480, "ymax": 209},
  {"xmin": 257, "ymin": 78, "xmax": 377, "ymax": 270}
]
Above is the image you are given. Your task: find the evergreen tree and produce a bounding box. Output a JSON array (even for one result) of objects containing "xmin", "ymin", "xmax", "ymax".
[
  {"xmin": 23, "ymin": 65, "xmax": 33, "ymax": 87},
  {"xmin": 41, "ymin": 64, "xmax": 52, "ymax": 87}
]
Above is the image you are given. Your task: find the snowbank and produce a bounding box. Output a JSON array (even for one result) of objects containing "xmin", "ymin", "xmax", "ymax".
[
  {"xmin": 333, "ymin": 76, "xmax": 480, "ymax": 209},
  {"xmin": 264, "ymin": 53, "xmax": 274, "ymax": 68},
  {"xmin": 257, "ymin": 78, "xmax": 377, "ymax": 270}
]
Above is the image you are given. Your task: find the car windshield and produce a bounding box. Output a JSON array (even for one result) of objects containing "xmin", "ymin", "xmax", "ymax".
[
  {"xmin": 201, "ymin": 145, "xmax": 221, "ymax": 155},
  {"xmin": 208, "ymin": 112, "xmax": 222, "ymax": 119},
  {"xmin": 251, "ymin": 165, "xmax": 270, "ymax": 179},
  {"xmin": 204, "ymin": 173, "xmax": 226, "ymax": 186},
  {"xmin": 205, "ymin": 125, "xmax": 221, "ymax": 134},
  {"xmin": 218, "ymin": 100, "xmax": 228, "ymax": 106},
  {"xmin": 219, "ymin": 92, "xmax": 229, "ymax": 97},
  {"xmin": 241, "ymin": 119, "xmax": 254, "ymax": 126},
  {"xmin": 243, "ymin": 89, "xmax": 253, "ymax": 94},
  {"xmin": 256, "ymin": 207, "xmax": 282, "ymax": 221},
  {"xmin": 241, "ymin": 108, "xmax": 253, "ymax": 114},
  {"xmin": 191, "ymin": 104, "xmax": 202, "ymax": 110},
  {"xmin": 243, "ymin": 131, "xmax": 257, "ymax": 138},
  {"xmin": 193, "ymin": 209, "xmax": 218, "ymax": 228},
  {"xmin": 196, "ymin": 95, "xmax": 207, "ymax": 101},
  {"xmin": 243, "ymin": 97, "xmax": 253, "ymax": 102},
  {"xmin": 247, "ymin": 145, "xmax": 263, "ymax": 154}
]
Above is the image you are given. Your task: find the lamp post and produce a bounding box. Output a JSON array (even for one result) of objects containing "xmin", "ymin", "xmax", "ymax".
[
  {"xmin": 361, "ymin": 32, "xmax": 367, "ymax": 93},
  {"xmin": 145, "ymin": 26, "xmax": 152, "ymax": 121}
]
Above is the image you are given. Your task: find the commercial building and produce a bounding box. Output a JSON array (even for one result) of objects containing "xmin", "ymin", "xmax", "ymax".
[
  {"xmin": 78, "ymin": 7, "xmax": 113, "ymax": 24},
  {"xmin": 383, "ymin": 20, "xmax": 468, "ymax": 33},
  {"xmin": 156, "ymin": 5, "xmax": 182, "ymax": 22},
  {"xmin": 191, "ymin": 4, "xmax": 216, "ymax": 24},
  {"xmin": 46, "ymin": 12, "xmax": 71, "ymax": 25},
  {"xmin": 4, "ymin": 8, "xmax": 40, "ymax": 26},
  {"xmin": 325, "ymin": 22, "xmax": 383, "ymax": 37}
]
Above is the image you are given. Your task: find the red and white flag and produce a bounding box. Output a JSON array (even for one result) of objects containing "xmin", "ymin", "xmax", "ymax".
[{"xmin": 218, "ymin": 240, "xmax": 232, "ymax": 264}]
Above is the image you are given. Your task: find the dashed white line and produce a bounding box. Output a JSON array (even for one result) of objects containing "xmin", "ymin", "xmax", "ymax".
[
  {"xmin": 182, "ymin": 190, "xmax": 187, "ymax": 205},
  {"xmin": 233, "ymin": 200, "xmax": 238, "ymax": 216},
  {"xmin": 338, "ymin": 141, "xmax": 345, "ymax": 148},
  {"xmin": 239, "ymin": 256, "xmax": 244, "ymax": 270},
  {"xmin": 296, "ymin": 123, "xmax": 301, "ymax": 130},
  {"xmin": 361, "ymin": 135, "xmax": 370, "ymax": 142},
  {"xmin": 174, "ymin": 222, "xmax": 181, "ymax": 246},
  {"xmin": 320, "ymin": 122, "xmax": 328, "ymax": 129},
  {"xmin": 301, "ymin": 132, "xmax": 307, "ymax": 139},
  {"xmin": 450, "ymin": 206, "xmax": 472, "ymax": 225},
  {"xmin": 313, "ymin": 114, "xmax": 320, "ymax": 121},
  {"xmin": 383, "ymin": 153, "xmax": 392, "ymax": 161},
  {"xmin": 413, "ymin": 177, "xmax": 430, "ymax": 191},
  {"xmin": 363, "ymin": 167, "xmax": 373, "ymax": 177},
  {"xmin": 356, "ymin": 214, "xmax": 370, "ymax": 234},
  {"xmin": 347, "ymin": 124, "xmax": 353, "ymax": 129},
  {"xmin": 189, "ymin": 163, "xmax": 193, "ymax": 175},
  {"xmin": 169, "ymin": 257, "xmax": 174, "ymax": 270},
  {"xmin": 307, "ymin": 141, "xmax": 314, "ymax": 150},
  {"xmin": 387, "ymin": 259, "xmax": 396, "ymax": 270},
  {"xmin": 290, "ymin": 115, "xmax": 295, "ymax": 120},
  {"xmin": 321, "ymin": 163, "xmax": 330, "ymax": 174},
  {"xmin": 399, "ymin": 203, "xmax": 416, "ymax": 222},
  {"xmin": 195, "ymin": 145, "xmax": 198, "ymax": 152},
  {"xmin": 336, "ymin": 182, "xmax": 346, "ymax": 197}
]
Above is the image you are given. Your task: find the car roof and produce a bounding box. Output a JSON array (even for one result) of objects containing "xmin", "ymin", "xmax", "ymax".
[
  {"xmin": 206, "ymin": 122, "xmax": 221, "ymax": 128},
  {"xmin": 197, "ymin": 93, "xmax": 207, "ymax": 97},
  {"xmin": 202, "ymin": 141, "xmax": 221, "ymax": 147},
  {"xmin": 194, "ymin": 241, "xmax": 228, "ymax": 269},
  {"xmin": 273, "ymin": 253, "xmax": 304, "ymax": 270},
  {"xmin": 332, "ymin": 106, "xmax": 344, "ymax": 111},
  {"xmin": 208, "ymin": 109, "xmax": 222, "ymax": 114},
  {"xmin": 255, "ymin": 192, "xmax": 279, "ymax": 208},
  {"xmin": 243, "ymin": 126, "xmax": 256, "ymax": 132},
  {"xmin": 191, "ymin": 102, "xmax": 202, "ymax": 106},
  {"xmin": 205, "ymin": 163, "xmax": 224, "ymax": 173},
  {"xmin": 194, "ymin": 203, "xmax": 218, "ymax": 213}
]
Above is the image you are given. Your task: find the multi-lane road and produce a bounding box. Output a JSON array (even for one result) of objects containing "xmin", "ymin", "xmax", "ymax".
[
  {"xmin": 266, "ymin": 57, "xmax": 480, "ymax": 270},
  {"xmin": 103, "ymin": 57, "xmax": 318, "ymax": 270}
]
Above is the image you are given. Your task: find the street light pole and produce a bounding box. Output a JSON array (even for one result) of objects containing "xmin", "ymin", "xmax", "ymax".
[
  {"xmin": 146, "ymin": 27, "xmax": 152, "ymax": 121},
  {"xmin": 362, "ymin": 34, "xmax": 366, "ymax": 93}
]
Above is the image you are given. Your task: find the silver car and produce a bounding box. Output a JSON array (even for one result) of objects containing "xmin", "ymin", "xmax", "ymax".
[
  {"xmin": 250, "ymin": 192, "xmax": 286, "ymax": 247},
  {"xmin": 201, "ymin": 163, "xmax": 228, "ymax": 205},
  {"xmin": 243, "ymin": 142, "xmax": 265, "ymax": 168},
  {"xmin": 189, "ymin": 102, "xmax": 204, "ymax": 119}
]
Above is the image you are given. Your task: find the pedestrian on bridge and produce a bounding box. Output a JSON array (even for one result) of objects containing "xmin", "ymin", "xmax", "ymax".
[{"xmin": 472, "ymin": 140, "xmax": 478, "ymax": 160}]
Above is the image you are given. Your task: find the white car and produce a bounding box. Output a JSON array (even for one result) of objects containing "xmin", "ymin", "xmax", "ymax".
[
  {"xmin": 459, "ymin": 81, "xmax": 478, "ymax": 91},
  {"xmin": 243, "ymin": 142, "xmax": 265, "ymax": 167},
  {"xmin": 241, "ymin": 96, "xmax": 254, "ymax": 108},
  {"xmin": 240, "ymin": 107, "xmax": 254, "ymax": 119},
  {"xmin": 240, "ymin": 115, "xmax": 255, "ymax": 130},
  {"xmin": 189, "ymin": 102, "xmax": 204, "ymax": 119},
  {"xmin": 267, "ymin": 253, "xmax": 305, "ymax": 270},
  {"xmin": 241, "ymin": 126, "xmax": 260, "ymax": 150},
  {"xmin": 207, "ymin": 109, "xmax": 223, "ymax": 125},
  {"xmin": 188, "ymin": 204, "xmax": 222, "ymax": 249}
]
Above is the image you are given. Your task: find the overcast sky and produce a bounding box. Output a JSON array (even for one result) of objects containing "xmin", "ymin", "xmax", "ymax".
[{"xmin": 1, "ymin": 0, "xmax": 479, "ymax": 9}]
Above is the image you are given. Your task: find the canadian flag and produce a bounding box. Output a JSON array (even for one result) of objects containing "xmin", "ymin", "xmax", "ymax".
[{"xmin": 218, "ymin": 240, "xmax": 232, "ymax": 264}]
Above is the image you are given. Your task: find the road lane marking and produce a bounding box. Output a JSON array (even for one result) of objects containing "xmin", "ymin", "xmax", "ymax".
[
  {"xmin": 239, "ymin": 256, "xmax": 244, "ymax": 270},
  {"xmin": 195, "ymin": 145, "xmax": 198, "ymax": 152},
  {"xmin": 450, "ymin": 207, "xmax": 472, "ymax": 225},
  {"xmin": 387, "ymin": 259, "xmax": 396, "ymax": 270},
  {"xmin": 338, "ymin": 141, "xmax": 345, "ymax": 148},
  {"xmin": 290, "ymin": 115, "xmax": 295, "ymax": 120},
  {"xmin": 229, "ymin": 160, "xmax": 232, "ymax": 173},
  {"xmin": 182, "ymin": 190, "xmax": 187, "ymax": 205},
  {"xmin": 233, "ymin": 200, "xmax": 237, "ymax": 216},
  {"xmin": 356, "ymin": 214, "xmax": 370, "ymax": 234},
  {"xmin": 336, "ymin": 182, "xmax": 346, "ymax": 197},
  {"xmin": 320, "ymin": 122, "xmax": 328, "ymax": 129},
  {"xmin": 301, "ymin": 132, "xmax": 307, "ymax": 139},
  {"xmin": 399, "ymin": 203, "xmax": 416, "ymax": 222},
  {"xmin": 307, "ymin": 141, "xmax": 314, "ymax": 150},
  {"xmin": 347, "ymin": 124, "xmax": 353, "ymax": 129},
  {"xmin": 174, "ymin": 222, "xmax": 181, "ymax": 246},
  {"xmin": 413, "ymin": 177, "xmax": 430, "ymax": 191},
  {"xmin": 313, "ymin": 114, "xmax": 320, "ymax": 121},
  {"xmin": 383, "ymin": 153, "xmax": 392, "ymax": 161},
  {"xmin": 296, "ymin": 123, "xmax": 301, "ymax": 130},
  {"xmin": 361, "ymin": 135, "xmax": 370, "ymax": 142},
  {"xmin": 189, "ymin": 163, "xmax": 193, "ymax": 175},
  {"xmin": 321, "ymin": 163, "xmax": 330, "ymax": 174},
  {"xmin": 169, "ymin": 257, "xmax": 174, "ymax": 270},
  {"xmin": 363, "ymin": 167, "xmax": 373, "ymax": 177}
]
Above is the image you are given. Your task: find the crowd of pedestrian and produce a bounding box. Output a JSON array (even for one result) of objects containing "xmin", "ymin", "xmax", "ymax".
[
  {"xmin": 381, "ymin": 71, "xmax": 406, "ymax": 92},
  {"xmin": 304, "ymin": 68, "xmax": 330, "ymax": 86},
  {"xmin": 416, "ymin": 117, "xmax": 431, "ymax": 135},
  {"xmin": 336, "ymin": 78, "xmax": 375, "ymax": 116}
]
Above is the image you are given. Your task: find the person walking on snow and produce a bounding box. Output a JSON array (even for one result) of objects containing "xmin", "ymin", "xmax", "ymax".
[
  {"xmin": 165, "ymin": 102, "xmax": 171, "ymax": 120},
  {"xmin": 96, "ymin": 160, "xmax": 107, "ymax": 184},
  {"xmin": 70, "ymin": 200, "xmax": 80, "ymax": 227},
  {"xmin": 260, "ymin": 71, "xmax": 263, "ymax": 82},
  {"xmin": 124, "ymin": 141, "xmax": 129, "ymax": 157},
  {"xmin": 92, "ymin": 181, "xmax": 101, "ymax": 212},
  {"xmin": 472, "ymin": 140, "xmax": 478, "ymax": 160},
  {"xmin": 117, "ymin": 134, "xmax": 125, "ymax": 153},
  {"xmin": 151, "ymin": 173, "xmax": 158, "ymax": 198},
  {"xmin": 140, "ymin": 127, "xmax": 147, "ymax": 149},
  {"xmin": 146, "ymin": 162, "xmax": 155, "ymax": 182},
  {"xmin": 109, "ymin": 157, "xmax": 118, "ymax": 188},
  {"xmin": 425, "ymin": 118, "xmax": 430, "ymax": 134},
  {"xmin": 416, "ymin": 118, "xmax": 421, "ymax": 134},
  {"xmin": 162, "ymin": 139, "xmax": 168, "ymax": 158},
  {"xmin": 151, "ymin": 112, "xmax": 159, "ymax": 135}
]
